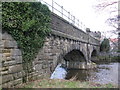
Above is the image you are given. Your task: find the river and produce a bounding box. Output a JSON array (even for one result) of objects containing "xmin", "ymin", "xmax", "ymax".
[{"xmin": 50, "ymin": 62, "xmax": 119, "ymax": 86}]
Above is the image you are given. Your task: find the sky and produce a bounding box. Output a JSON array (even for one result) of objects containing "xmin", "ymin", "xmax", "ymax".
[{"xmin": 40, "ymin": 0, "xmax": 118, "ymax": 38}]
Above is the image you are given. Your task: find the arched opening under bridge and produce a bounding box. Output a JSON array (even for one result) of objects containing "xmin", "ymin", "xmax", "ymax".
[
  {"xmin": 63, "ymin": 49, "xmax": 86, "ymax": 62},
  {"xmin": 91, "ymin": 49, "xmax": 98, "ymax": 63}
]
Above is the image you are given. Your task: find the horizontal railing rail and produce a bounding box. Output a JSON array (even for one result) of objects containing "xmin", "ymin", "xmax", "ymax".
[
  {"xmin": 40, "ymin": 0, "xmax": 87, "ymax": 31},
  {"xmin": 40, "ymin": 0, "xmax": 100, "ymax": 42}
]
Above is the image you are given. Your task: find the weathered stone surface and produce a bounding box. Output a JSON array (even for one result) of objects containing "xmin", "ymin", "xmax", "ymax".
[
  {"xmin": 11, "ymin": 49, "xmax": 22, "ymax": 56},
  {"xmin": 12, "ymin": 72, "xmax": 23, "ymax": 80},
  {"xmin": 1, "ymin": 12, "xmax": 100, "ymax": 88},
  {"xmin": 2, "ymin": 74, "xmax": 13, "ymax": 84},
  {"xmin": 34, "ymin": 64, "xmax": 42, "ymax": 70},
  {"xmin": 8, "ymin": 64, "xmax": 23, "ymax": 73},
  {"xmin": 2, "ymin": 49, "xmax": 11, "ymax": 53},
  {"xmin": 0, "ymin": 41, "xmax": 4, "ymax": 48},
  {"xmin": 0, "ymin": 75, "xmax": 2, "ymax": 85},
  {"xmin": 0, "ymin": 66, "xmax": 8, "ymax": 71},
  {"xmin": 3, "ymin": 53, "xmax": 11, "ymax": 57},
  {"xmin": 12, "ymin": 78, "xmax": 22, "ymax": 86},
  {"xmin": 0, "ymin": 54, "xmax": 6, "ymax": 61},
  {"xmin": 2, "ymin": 32, "xmax": 13, "ymax": 40},
  {"xmin": 3, "ymin": 59, "xmax": 22, "ymax": 66},
  {"xmin": 1, "ymin": 70, "xmax": 8, "ymax": 75},
  {"xmin": 5, "ymin": 57, "xmax": 12, "ymax": 61},
  {"xmin": 4, "ymin": 40, "xmax": 17, "ymax": 48}
]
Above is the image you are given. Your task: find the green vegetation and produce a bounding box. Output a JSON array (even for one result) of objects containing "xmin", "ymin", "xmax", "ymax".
[
  {"xmin": 17, "ymin": 79, "xmax": 117, "ymax": 88},
  {"xmin": 100, "ymin": 38, "xmax": 110, "ymax": 52},
  {"xmin": 2, "ymin": 2, "xmax": 51, "ymax": 82}
]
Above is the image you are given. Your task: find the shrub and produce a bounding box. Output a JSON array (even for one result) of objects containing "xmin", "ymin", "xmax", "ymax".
[
  {"xmin": 100, "ymin": 38, "xmax": 110, "ymax": 52},
  {"xmin": 2, "ymin": 2, "xmax": 51, "ymax": 82}
]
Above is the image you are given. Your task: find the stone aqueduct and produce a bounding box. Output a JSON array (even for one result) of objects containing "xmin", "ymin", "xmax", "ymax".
[{"xmin": 1, "ymin": 13, "xmax": 100, "ymax": 87}]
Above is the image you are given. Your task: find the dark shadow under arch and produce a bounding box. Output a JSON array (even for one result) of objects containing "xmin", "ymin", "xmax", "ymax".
[
  {"xmin": 91, "ymin": 49, "xmax": 97, "ymax": 56},
  {"xmin": 91, "ymin": 49, "xmax": 98, "ymax": 62},
  {"xmin": 63, "ymin": 49, "xmax": 86, "ymax": 62}
]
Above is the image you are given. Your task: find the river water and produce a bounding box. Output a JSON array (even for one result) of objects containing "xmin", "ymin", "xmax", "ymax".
[{"xmin": 50, "ymin": 62, "xmax": 119, "ymax": 86}]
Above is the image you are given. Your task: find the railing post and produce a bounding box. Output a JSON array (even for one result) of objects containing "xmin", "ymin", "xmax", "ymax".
[
  {"xmin": 68, "ymin": 12, "xmax": 70, "ymax": 22},
  {"xmin": 70, "ymin": 14, "xmax": 72, "ymax": 24},
  {"xmin": 80, "ymin": 22, "xmax": 83, "ymax": 29},
  {"xmin": 84, "ymin": 24, "xmax": 86, "ymax": 31},
  {"xmin": 73, "ymin": 16, "xmax": 75, "ymax": 25},
  {"xmin": 61, "ymin": 6, "xmax": 63, "ymax": 18},
  {"xmin": 78, "ymin": 19, "xmax": 79, "ymax": 27},
  {"xmin": 73, "ymin": 16, "xmax": 75, "ymax": 24},
  {"xmin": 52, "ymin": 0, "xmax": 54, "ymax": 12}
]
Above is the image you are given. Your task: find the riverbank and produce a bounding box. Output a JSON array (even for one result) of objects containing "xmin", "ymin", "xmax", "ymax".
[
  {"xmin": 91, "ymin": 52, "xmax": 120, "ymax": 63},
  {"xmin": 16, "ymin": 79, "xmax": 117, "ymax": 88}
]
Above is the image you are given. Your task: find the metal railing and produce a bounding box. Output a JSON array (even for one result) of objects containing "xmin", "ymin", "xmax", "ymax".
[{"xmin": 40, "ymin": 0, "xmax": 87, "ymax": 31}]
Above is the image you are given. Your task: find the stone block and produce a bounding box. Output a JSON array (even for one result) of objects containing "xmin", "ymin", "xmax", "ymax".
[
  {"xmin": 11, "ymin": 49, "xmax": 22, "ymax": 56},
  {"xmin": 34, "ymin": 61, "xmax": 43, "ymax": 65},
  {"xmin": 2, "ymin": 83, "xmax": 8, "ymax": 88},
  {"xmin": 4, "ymin": 40, "xmax": 14, "ymax": 48},
  {"xmin": 0, "ymin": 32, "xmax": 2, "ymax": 40},
  {"xmin": 2, "ymin": 32, "xmax": 13, "ymax": 40},
  {"xmin": 0, "ymin": 54, "xmax": 6, "ymax": 62},
  {"xmin": 6, "ymin": 57, "xmax": 12, "ymax": 61},
  {"xmin": 8, "ymin": 64, "xmax": 23, "ymax": 73},
  {"xmin": 2, "ymin": 49, "xmax": 11, "ymax": 53},
  {"xmin": 34, "ymin": 64, "xmax": 42, "ymax": 70},
  {"xmin": 0, "ymin": 75, "xmax": 2, "ymax": 85},
  {"xmin": 3, "ymin": 60, "xmax": 17, "ymax": 66},
  {"xmin": 12, "ymin": 71, "xmax": 23, "ymax": 80},
  {"xmin": 0, "ymin": 66, "xmax": 8, "ymax": 71},
  {"xmin": 4, "ymin": 53, "xmax": 11, "ymax": 57},
  {"xmin": 2, "ymin": 74, "xmax": 13, "ymax": 84},
  {"xmin": 11, "ymin": 56, "xmax": 22, "ymax": 61},
  {"xmin": 1, "ymin": 70, "xmax": 8, "ymax": 75},
  {"xmin": 0, "ymin": 41, "xmax": 4, "ymax": 48},
  {"xmin": 13, "ymin": 78, "xmax": 22, "ymax": 86}
]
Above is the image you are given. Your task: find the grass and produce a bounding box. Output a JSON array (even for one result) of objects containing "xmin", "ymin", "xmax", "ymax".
[{"xmin": 16, "ymin": 79, "xmax": 117, "ymax": 88}]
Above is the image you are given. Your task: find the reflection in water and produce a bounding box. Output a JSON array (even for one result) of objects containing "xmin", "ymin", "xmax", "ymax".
[
  {"xmin": 66, "ymin": 62, "xmax": 119, "ymax": 85},
  {"xmin": 50, "ymin": 62, "xmax": 119, "ymax": 85},
  {"xmin": 65, "ymin": 69, "xmax": 97, "ymax": 81},
  {"xmin": 93, "ymin": 63, "xmax": 118, "ymax": 84}
]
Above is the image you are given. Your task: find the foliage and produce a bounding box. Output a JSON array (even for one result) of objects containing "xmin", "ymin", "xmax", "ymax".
[
  {"xmin": 100, "ymin": 38, "xmax": 110, "ymax": 52},
  {"xmin": 2, "ymin": 2, "xmax": 51, "ymax": 82},
  {"xmin": 17, "ymin": 79, "xmax": 117, "ymax": 88},
  {"xmin": 95, "ymin": 0, "xmax": 118, "ymax": 30}
]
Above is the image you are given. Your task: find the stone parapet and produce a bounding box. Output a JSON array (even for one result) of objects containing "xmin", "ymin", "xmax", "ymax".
[{"xmin": 51, "ymin": 12, "xmax": 100, "ymax": 46}]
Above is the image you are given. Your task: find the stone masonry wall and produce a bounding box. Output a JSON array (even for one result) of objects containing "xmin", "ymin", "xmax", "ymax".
[
  {"xmin": 51, "ymin": 13, "xmax": 100, "ymax": 46},
  {"xmin": 0, "ymin": 31, "xmax": 24, "ymax": 88},
  {"xmin": 33, "ymin": 34, "xmax": 89, "ymax": 77},
  {"xmin": 0, "ymin": 12, "xmax": 100, "ymax": 88}
]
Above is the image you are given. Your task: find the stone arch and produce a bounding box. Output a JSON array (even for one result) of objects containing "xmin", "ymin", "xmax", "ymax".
[
  {"xmin": 91, "ymin": 49, "xmax": 97, "ymax": 56},
  {"xmin": 63, "ymin": 49, "xmax": 86, "ymax": 62},
  {"xmin": 52, "ymin": 42, "xmax": 87, "ymax": 71},
  {"xmin": 56, "ymin": 42, "xmax": 87, "ymax": 64},
  {"xmin": 90, "ymin": 49, "xmax": 98, "ymax": 62}
]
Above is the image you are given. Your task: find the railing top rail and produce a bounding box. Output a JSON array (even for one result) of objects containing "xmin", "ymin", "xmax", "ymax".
[
  {"xmin": 40, "ymin": 0, "xmax": 100, "ymax": 42},
  {"xmin": 40, "ymin": 0, "xmax": 87, "ymax": 31}
]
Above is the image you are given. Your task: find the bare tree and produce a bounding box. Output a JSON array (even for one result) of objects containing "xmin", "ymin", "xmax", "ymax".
[
  {"xmin": 95, "ymin": 0, "xmax": 120, "ymax": 52},
  {"xmin": 96, "ymin": 0, "xmax": 119, "ymax": 31}
]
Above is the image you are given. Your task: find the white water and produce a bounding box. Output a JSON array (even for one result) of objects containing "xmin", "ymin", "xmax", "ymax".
[
  {"xmin": 50, "ymin": 62, "xmax": 119, "ymax": 86},
  {"xmin": 50, "ymin": 64, "xmax": 67, "ymax": 79}
]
